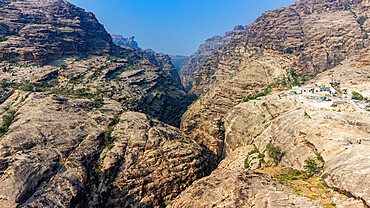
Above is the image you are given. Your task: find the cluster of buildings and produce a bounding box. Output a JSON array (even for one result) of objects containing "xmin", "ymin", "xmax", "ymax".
[
  {"xmin": 289, "ymin": 84, "xmax": 370, "ymax": 110},
  {"xmin": 289, "ymin": 85, "xmax": 337, "ymax": 101}
]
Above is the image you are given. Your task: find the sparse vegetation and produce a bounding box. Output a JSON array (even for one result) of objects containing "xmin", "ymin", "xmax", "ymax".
[
  {"xmin": 351, "ymin": 91, "xmax": 363, "ymax": 100},
  {"xmin": 304, "ymin": 111, "xmax": 311, "ymax": 119},
  {"xmin": 93, "ymin": 97, "xmax": 104, "ymax": 109},
  {"xmin": 0, "ymin": 90, "xmax": 14, "ymax": 104},
  {"xmin": 243, "ymin": 85, "xmax": 272, "ymax": 102},
  {"xmin": 0, "ymin": 109, "xmax": 17, "ymax": 137},
  {"xmin": 265, "ymin": 141, "xmax": 281, "ymax": 166},
  {"xmin": 356, "ymin": 16, "xmax": 367, "ymax": 25},
  {"xmin": 0, "ymin": 36, "xmax": 7, "ymax": 42},
  {"xmin": 304, "ymin": 157, "xmax": 319, "ymax": 177},
  {"xmin": 103, "ymin": 115, "xmax": 121, "ymax": 150},
  {"xmin": 104, "ymin": 126, "xmax": 115, "ymax": 150}
]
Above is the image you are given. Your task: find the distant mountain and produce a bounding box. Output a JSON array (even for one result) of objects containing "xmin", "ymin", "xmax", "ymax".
[
  {"xmin": 178, "ymin": 25, "xmax": 248, "ymax": 91},
  {"xmin": 169, "ymin": 55, "xmax": 189, "ymax": 71},
  {"xmin": 111, "ymin": 35, "xmax": 188, "ymax": 72},
  {"xmin": 111, "ymin": 34, "xmax": 140, "ymax": 49}
]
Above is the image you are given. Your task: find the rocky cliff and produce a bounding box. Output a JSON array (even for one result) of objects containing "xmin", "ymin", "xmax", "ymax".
[
  {"xmin": 112, "ymin": 34, "xmax": 140, "ymax": 49},
  {"xmin": 0, "ymin": 93, "xmax": 215, "ymax": 207},
  {"xmin": 181, "ymin": 0, "xmax": 370, "ymax": 157},
  {"xmin": 0, "ymin": 0, "xmax": 113, "ymax": 65},
  {"xmin": 0, "ymin": 35, "xmax": 206, "ymax": 208},
  {"xmin": 0, "ymin": 1, "xmax": 213, "ymax": 207},
  {"xmin": 178, "ymin": 25, "xmax": 248, "ymax": 91},
  {"xmin": 175, "ymin": 0, "xmax": 370, "ymax": 206},
  {"xmin": 0, "ymin": 0, "xmax": 369, "ymax": 207}
]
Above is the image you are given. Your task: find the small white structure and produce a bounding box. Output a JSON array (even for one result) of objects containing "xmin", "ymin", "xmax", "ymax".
[
  {"xmin": 319, "ymin": 86, "xmax": 331, "ymax": 93},
  {"xmin": 311, "ymin": 95, "xmax": 327, "ymax": 101},
  {"xmin": 358, "ymin": 103, "xmax": 370, "ymax": 109},
  {"xmin": 333, "ymin": 100, "xmax": 347, "ymax": 105}
]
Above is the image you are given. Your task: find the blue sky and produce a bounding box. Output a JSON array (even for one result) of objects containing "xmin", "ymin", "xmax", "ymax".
[{"xmin": 68, "ymin": 0, "xmax": 297, "ymax": 56}]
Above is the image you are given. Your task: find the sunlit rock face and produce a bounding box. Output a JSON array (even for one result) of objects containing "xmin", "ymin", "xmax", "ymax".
[{"xmin": 0, "ymin": 0, "xmax": 113, "ymax": 65}]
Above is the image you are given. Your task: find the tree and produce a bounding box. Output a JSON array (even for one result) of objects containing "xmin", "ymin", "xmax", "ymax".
[
  {"xmin": 304, "ymin": 157, "xmax": 318, "ymax": 177},
  {"xmin": 265, "ymin": 141, "xmax": 282, "ymax": 166}
]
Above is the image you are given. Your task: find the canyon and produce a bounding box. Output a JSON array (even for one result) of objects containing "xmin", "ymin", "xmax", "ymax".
[{"xmin": 0, "ymin": 0, "xmax": 369, "ymax": 207}]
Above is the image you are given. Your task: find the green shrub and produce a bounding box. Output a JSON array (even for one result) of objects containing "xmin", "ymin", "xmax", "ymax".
[
  {"xmin": 0, "ymin": 37, "xmax": 7, "ymax": 42},
  {"xmin": 93, "ymin": 97, "xmax": 104, "ymax": 109},
  {"xmin": 357, "ymin": 16, "xmax": 367, "ymax": 25},
  {"xmin": 304, "ymin": 157, "xmax": 318, "ymax": 177},
  {"xmin": 19, "ymin": 83, "xmax": 34, "ymax": 91},
  {"xmin": 321, "ymin": 173, "xmax": 329, "ymax": 179},
  {"xmin": 113, "ymin": 114, "xmax": 120, "ymax": 125},
  {"xmin": 316, "ymin": 153, "xmax": 324, "ymax": 163},
  {"xmin": 0, "ymin": 109, "xmax": 16, "ymax": 137},
  {"xmin": 352, "ymin": 91, "xmax": 364, "ymax": 100},
  {"xmin": 104, "ymin": 126, "xmax": 114, "ymax": 150},
  {"xmin": 248, "ymin": 144, "xmax": 260, "ymax": 155},
  {"xmin": 304, "ymin": 111, "xmax": 311, "ymax": 119},
  {"xmin": 265, "ymin": 141, "xmax": 281, "ymax": 166},
  {"xmin": 244, "ymin": 157, "xmax": 250, "ymax": 169}
]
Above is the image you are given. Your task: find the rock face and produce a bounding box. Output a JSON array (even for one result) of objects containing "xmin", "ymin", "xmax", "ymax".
[
  {"xmin": 178, "ymin": 25, "xmax": 248, "ymax": 91},
  {"xmin": 169, "ymin": 55, "xmax": 188, "ymax": 71},
  {"xmin": 0, "ymin": 0, "xmax": 113, "ymax": 64},
  {"xmin": 0, "ymin": 93, "xmax": 122, "ymax": 207},
  {"xmin": 169, "ymin": 170, "xmax": 320, "ymax": 208},
  {"xmin": 309, "ymin": 48, "xmax": 370, "ymax": 97},
  {"xmin": 0, "ymin": 0, "xmax": 369, "ymax": 207},
  {"xmin": 181, "ymin": 0, "xmax": 370, "ymax": 157},
  {"xmin": 0, "ymin": 46, "xmax": 189, "ymax": 126},
  {"xmin": 91, "ymin": 111, "xmax": 216, "ymax": 208},
  {"xmin": 111, "ymin": 34, "xmax": 140, "ymax": 49},
  {"xmin": 223, "ymin": 93, "xmax": 370, "ymax": 206},
  {"xmin": 0, "ymin": 93, "xmax": 214, "ymax": 208}
]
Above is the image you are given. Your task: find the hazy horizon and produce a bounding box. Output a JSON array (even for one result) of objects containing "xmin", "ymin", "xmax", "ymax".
[{"xmin": 68, "ymin": 0, "xmax": 296, "ymax": 56}]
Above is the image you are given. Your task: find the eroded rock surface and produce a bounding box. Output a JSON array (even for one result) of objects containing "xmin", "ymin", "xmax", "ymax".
[
  {"xmin": 178, "ymin": 25, "xmax": 248, "ymax": 91},
  {"xmin": 90, "ymin": 111, "xmax": 216, "ymax": 208},
  {"xmin": 0, "ymin": 93, "xmax": 122, "ymax": 207},
  {"xmin": 223, "ymin": 93, "xmax": 370, "ymax": 206},
  {"xmin": 0, "ymin": 0, "xmax": 112, "ymax": 64},
  {"xmin": 169, "ymin": 170, "xmax": 320, "ymax": 208},
  {"xmin": 181, "ymin": 0, "xmax": 370, "ymax": 158},
  {"xmin": 0, "ymin": 47, "xmax": 189, "ymax": 126}
]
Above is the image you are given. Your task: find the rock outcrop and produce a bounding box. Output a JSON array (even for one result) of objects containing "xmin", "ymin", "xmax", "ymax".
[
  {"xmin": 112, "ymin": 34, "xmax": 140, "ymax": 49},
  {"xmin": 90, "ymin": 111, "xmax": 216, "ymax": 208},
  {"xmin": 0, "ymin": 46, "xmax": 189, "ymax": 126},
  {"xmin": 223, "ymin": 93, "xmax": 370, "ymax": 206},
  {"xmin": 169, "ymin": 170, "xmax": 320, "ymax": 208},
  {"xmin": 0, "ymin": 93, "xmax": 214, "ymax": 207},
  {"xmin": 0, "ymin": 0, "xmax": 113, "ymax": 64},
  {"xmin": 178, "ymin": 25, "xmax": 248, "ymax": 91},
  {"xmin": 0, "ymin": 93, "xmax": 122, "ymax": 207}
]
